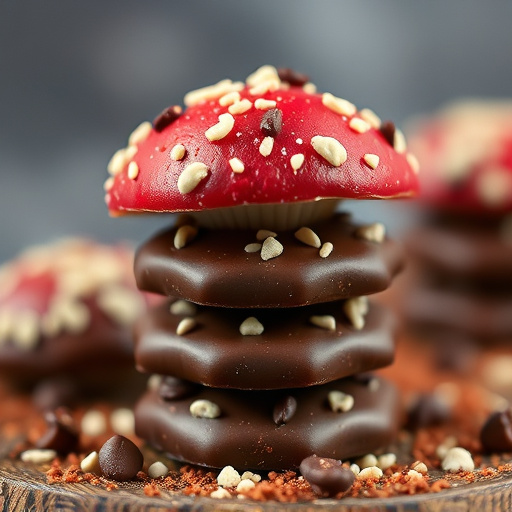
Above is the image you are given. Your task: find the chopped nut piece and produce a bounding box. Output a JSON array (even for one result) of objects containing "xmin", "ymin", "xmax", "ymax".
[
  {"xmin": 319, "ymin": 242, "xmax": 334, "ymax": 258},
  {"xmin": 357, "ymin": 454, "xmax": 378, "ymax": 469},
  {"xmin": 170, "ymin": 144, "xmax": 186, "ymax": 161},
  {"xmin": 328, "ymin": 390, "xmax": 354, "ymax": 413},
  {"xmin": 219, "ymin": 91, "xmax": 241, "ymax": 107},
  {"xmin": 259, "ymin": 136, "xmax": 274, "ymax": 157},
  {"xmin": 81, "ymin": 409, "xmax": 107, "ymax": 437},
  {"xmin": 436, "ymin": 436, "xmax": 458, "ymax": 460},
  {"xmin": 239, "ymin": 317, "xmax": 264, "ymax": 336},
  {"xmin": 21, "ymin": 449, "xmax": 57, "ymax": 464},
  {"xmin": 128, "ymin": 121, "xmax": 152, "ymax": 146},
  {"xmin": 98, "ymin": 286, "xmax": 142, "ymax": 326},
  {"xmin": 211, "ymin": 488, "xmax": 231, "ymax": 499},
  {"xmin": 246, "ymin": 65, "xmax": 280, "ymax": 87},
  {"xmin": 147, "ymin": 374, "xmax": 162, "ymax": 391},
  {"xmin": 80, "ymin": 451, "xmax": 101, "ymax": 474},
  {"xmin": 205, "ymin": 113, "xmax": 235, "ymax": 141},
  {"xmin": 322, "ymin": 92, "xmax": 357, "ymax": 117},
  {"xmin": 357, "ymin": 466, "xmax": 383, "ymax": 480},
  {"xmin": 309, "ymin": 315, "xmax": 336, "ymax": 331},
  {"xmin": 176, "ymin": 317, "xmax": 197, "ymax": 336},
  {"xmin": 355, "ymin": 222, "xmax": 386, "ymax": 243},
  {"xmin": 217, "ymin": 465, "xmax": 241, "ymax": 487},
  {"xmin": 260, "ymin": 237, "xmax": 283, "ymax": 260},
  {"xmin": 311, "ymin": 135, "xmax": 347, "ymax": 166},
  {"xmin": 406, "ymin": 470, "xmax": 424, "ymax": 482},
  {"xmin": 177, "ymin": 162, "xmax": 209, "ymax": 194},
  {"xmin": 377, "ymin": 453, "xmax": 397, "ymax": 470},
  {"xmin": 349, "ymin": 118, "xmax": 371, "ymax": 133},
  {"xmin": 394, "ymin": 128, "xmax": 407, "ymax": 153},
  {"xmin": 148, "ymin": 461, "xmax": 169, "ymax": 479},
  {"xmin": 441, "ymin": 447, "xmax": 474, "ymax": 472},
  {"xmin": 350, "ymin": 464, "xmax": 360, "ymax": 475},
  {"xmin": 189, "ymin": 399, "xmax": 221, "ymax": 419},
  {"xmin": 343, "ymin": 296, "xmax": 369, "ymax": 330},
  {"xmin": 184, "ymin": 79, "xmax": 242, "ymax": 107},
  {"xmin": 244, "ymin": 243, "xmax": 262, "ymax": 253},
  {"xmin": 127, "ymin": 161, "xmax": 139, "ymax": 180},
  {"xmin": 294, "ymin": 227, "xmax": 321, "ymax": 248},
  {"xmin": 110, "ymin": 408, "xmax": 135, "ymax": 436},
  {"xmin": 290, "ymin": 153, "xmax": 305, "ymax": 173},
  {"xmin": 229, "ymin": 157, "xmax": 245, "ymax": 173},
  {"xmin": 237, "ymin": 479, "xmax": 255, "ymax": 492},
  {"xmin": 256, "ymin": 229, "xmax": 277, "ymax": 241},
  {"xmin": 174, "ymin": 225, "xmax": 198, "ymax": 249},
  {"xmin": 228, "ymin": 99, "xmax": 253, "ymax": 115},
  {"xmin": 170, "ymin": 300, "xmax": 197, "ymax": 316},
  {"xmin": 241, "ymin": 471, "xmax": 262, "ymax": 483},
  {"xmin": 411, "ymin": 461, "xmax": 429, "ymax": 475},
  {"xmin": 303, "ymin": 82, "xmax": 317, "ymax": 94},
  {"xmin": 255, "ymin": 98, "xmax": 277, "ymax": 110},
  {"xmin": 11, "ymin": 310, "xmax": 39, "ymax": 350},
  {"xmin": 359, "ymin": 108, "xmax": 382, "ymax": 129},
  {"xmin": 103, "ymin": 176, "xmax": 114, "ymax": 191},
  {"xmin": 406, "ymin": 152, "xmax": 420, "ymax": 174},
  {"xmin": 363, "ymin": 154, "xmax": 380, "ymax": 170}
]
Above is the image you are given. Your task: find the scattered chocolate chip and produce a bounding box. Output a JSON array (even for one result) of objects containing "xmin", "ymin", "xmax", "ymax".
[
  {"xmin": 153, "ymin": 105, "xmax": 182, "ymax": 132},
  {"xmin": 480, "ymin": 409, "xmax": 512, "ymax": 453},
  {"xmin": 98, "ymin": 435, "xmax": 143, "ymax": 481},
  {"xmin": 35, "ymin": 408, "xmax": 79, "ymax": 455},
  {"xmin": 299, "ymin": 454, "xmax": 355, "ymax": 497},
  {"xmin": 159, "ymin": 376, "xmax": 198, "ymax": 401},
  {"xmin": 32, "ymin": 378, "xmax": 77, "ymax": 411},
  {"xmin": 379, "ymin": 121, "xmax": 396, "ymax": 147},
  {"xmin": 260, "ymin": 108, "xmax": 283, "ymax": 137},
  {"xmin": 407, "ymin": 393, "xmax": 451, "ymax": 430},
  {"xmin": 273, "ymin": 396, "xmax": 297, "ymax": 425},
  {"xmin": 277, "ymin": 68, "xmax": 310, "ymax": 87}
]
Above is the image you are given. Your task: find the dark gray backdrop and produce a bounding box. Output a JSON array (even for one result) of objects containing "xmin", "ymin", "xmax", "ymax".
[{"xmin": 1, "ymin": 1, "xmax": 512, "ymax": 262}]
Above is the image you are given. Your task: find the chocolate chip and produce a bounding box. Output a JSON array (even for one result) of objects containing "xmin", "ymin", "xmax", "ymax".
[
  {"xmin": 159, "ymin": 376, "xmax": 198, "ymax": 401},
  {"xmin": 35, "ymin": 408, "xmax": 79, "ymax": 455},
  {"xmin": 260, "ymin": 108, "xmax": 283, "ymax": 137},
  {"xmin": 98, "ymin": 435, "xmax": 143, "ymax": 481},
  {"xmin": 273, "ymin": 395, "xmax": 297, "ymax": 425},
  {"xmin": 379, "ymin": 121, "xmax": 396, "ymax": 147},
  {"xmin": 277, "ymin": 68, "xmax": 310, "ymax": 87},
  {"xmin": 407, "ymin": 393, "xmax": 451, "ymax": 431},
  {"xmin": 480, "ymin": 409, "xmax": 512, "ymax": 453},
  {"xmin": 299, "ymin": 454, "xmax": 355, "ymax": 497},
  {"xmin": 153, "ymin": 105, "xmax": 182, "ymax": 132}
]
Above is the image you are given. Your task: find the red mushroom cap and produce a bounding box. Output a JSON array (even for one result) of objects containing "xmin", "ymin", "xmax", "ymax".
[
  {"xmin": 105, "ymin": 66, "xmax": 419, "ymax": 222},
  {"xmin": 408, "ymin": 99, "xmax": 512, "ymax": 215}
]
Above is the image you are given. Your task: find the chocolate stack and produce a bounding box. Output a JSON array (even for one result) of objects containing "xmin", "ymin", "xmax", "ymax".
[{"xmin": 104, "ymin": 66, "xmax": 420, "ymax": 469}]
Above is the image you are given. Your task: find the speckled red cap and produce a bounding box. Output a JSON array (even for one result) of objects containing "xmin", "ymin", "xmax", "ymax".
[
  {"xmin": 105, "ymin": 66, "xmax": 419, "ymax": 223},
  {"xmin": 408, "ymin": 99, "xmax": 512, "ymax": 215}
]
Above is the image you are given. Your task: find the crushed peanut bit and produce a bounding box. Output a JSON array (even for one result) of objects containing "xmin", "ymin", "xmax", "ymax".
[
  {"xmin": 309, "ymin": 315, "xmax": 336, "ymax": 331},
  {"xmin": 20, "ymin": 449, "xmax": 57, "ymax": 464},
  {"xmin": 127, "ymin": 161, "xmax": 139, "ymax": 180},
  {"xmin": 255, "ymin": 98, "xmax": 277, "ymax": 110},
  {"xmin": 260, "ymin": 237, "xmax": 283, "ymax": 260},
  {"xmin": 241, "ymin": 471, "xmax": 262, "ymax": 483},
  {"xmin": 177, "ymin": 162, "xmax": 209, "ymax": 194},
  {"xmin": 249, "ymin": 79, "xmax": 280, "ymax": 96},
  {"xmin": 349, "ymin": 118, "xmax": 371, "ymax": 133},
  {"xmin": 343, "ymin": 296, "xmax": 369, "ymax": 330},
  {"xmin": 80, "ymin": 451, "xmax": 101, "ymax": 474},
  {"xmin": 322, "ymin": 92, "xmax": 357, "ymax": 117},
  {"xmin": 295, "ymin": 227, "xmax": 321, "ymax": 248},
  {"xmin": 244, "ymin": 243, "xmax": 262, "ymax": 253},
  {"xmin": 311, "ymin": 135, "xmax": 347, "ymax": 166},
  {"xmin": 355, "ymin": 223, "xmax": 386, "ymax": 243},
  {"xmin": 228, "ymin": 99, "xmax": 253, "ymax": 115},
  {"xmin": 229, "ymin": 158, "xmax": 245, "ymax": 174},
  {"xmin": 259, "ymin": 136, "xmax": 274, "ymax": 157},
  {"xmin": 256, "ymin": 229, "xmax": 277, "ymax": 241},
  {"xmin": 170, "ymin": 300, "xmax": 197, "ymax": 316},
  {"xmin": 184, "ymin": 79, "xmax": 243, "ymax": 107},
  {"xmin": 406, "ymin": 152, "xmax": 420, "ymax": 174},
  {"xmin": 107, "ymin": 146, "xmax": 136, "ymax": 176},
  {"xmin": 211, "ymin": 488, "xmax": 231, "ymax": 499},
  {"xmin": 246, "ymin": 65, "xmax": 279, "ymax": 87},
  {"xmin": 363, "ymin": 154, "xmax": 380, "ymax": 170},
  {"xmin": 219, "ymin": 91, "xmax": 241, "ymax": 107},
  {"xmin": 170, "ymin": 144, "xmax": 186, "ymax": 161},
  {"xmin": 176, "ymin": 317, "xmax": 197, "ymax": 336},
  {"xmin": 411, "ymin": 461, "xmax": 429, "ymax": 475},
  {"xmin": 394, "ymin": 128, "xmax": 407, "ymax": 153},
  {"xmin": 357, "ymin": 466, "xmax": 383, "ymax": 480},
  {"xmin": 148, "ymin": 461, "xmax": 169, "ymax": 479},
  {"xmin": 189, "ymin": 399, "xmax": 221, "ymax": 419},
  {"xmin": 217, "ymin": 465, "xmax": 241, "ymax": 487},
  {"xmin": 319, "ymin": 242, "xmax": 333, "ymax": 258},
  {"xmin": 357, "ymin": 454, "xmax": 378, "ymax": 469},
  {"xmin": 103, "ymin": 176, "xmax": 114, "ymax": 191},
  {"xmin": 237, "ymin": 479, "xmax": 255, "ymax": 492},
  {"xmin": 128, "ymin": 121, "xmax": 152, "ymax": 146},
  {"xmin": 328, "ymin": 390, "xmax": 354, "ymax": 413},
  {"xmin": 205, "ymin": 113, "xmax": 235, "ymax": 141},
  {"xmin": 377, "ymin": 453, "xmax": 397, "ymax": 470},
  {"xmin": 359, "ymin": 108, "xmax": 382, "ymax": 129},
  {"xmin": 441, "ymin": 447, "xmax": 474, "ymax": 473},
  {"xmin": 303, "ymin": 82, "xmax": 317, "ymax": 94},
  {"xmin": 174, "ymin": 225, "xmax": 198, "ymax": 249},
  {"xmin": 290, "ymin": 153, "xmax": 305, "ymax": 173},
  {"xmin": 239, "ymin": 317, "xmax": 264, "ymax": 336}
]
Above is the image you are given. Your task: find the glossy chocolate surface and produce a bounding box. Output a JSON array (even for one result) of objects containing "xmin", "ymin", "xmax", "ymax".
[
  {"xmin": 135, "ymin": 214, "xmax": 404, "ymax": 308},
  {"xmin": 135, "ymin": 300, "xmax": 395, "ymax": 389},
  {"xmin": 135, "ymin": 376, "xmax": 399, "ymax": 470}
]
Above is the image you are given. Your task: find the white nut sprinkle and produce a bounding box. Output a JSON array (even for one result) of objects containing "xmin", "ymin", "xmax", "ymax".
[
  {"xmin": 177, "ymin": 162, "xmax": 209, "ymax": 194},
  {"xmin": 176, "ymin": 317, "xmax": 197, "ymax": 336},
  {"xmin": 406, "ymin": 152, "xmax": 420, "ymax": 174},
  {"xmin": 21, "ymin": 449, "xmax": 57, "ymax": 464},
  {"xmin": 127, "ymin": 161, "xmax": 139, "ymax": 180},
  {"xmin": 246, "ymin": 65, "xmax": 279, "ymax": 86},
  {"xmin": 436, "ymin": 436, "xmax": 458, "ymax": 460},
  {"xmin": 441, "ymin": 447, "xmax": 474, "ymax": 473},
  {"xmin": 394, "ymin": 128, "xmax": 407, "ymax": 153},
  {"xmin": 322, "ymin": 92, "xmax": 357, "ymax": 117},
  {"xmin": 147, "ymin": 374, "xmax": 162, "ymax": 391},
  {"xmin": 184, "ymin": 79, "xmax": 241, "ymax": 107},
  {"xmin": 236, "ymin": 479, "xmax": 255, "ymax": 492},
  {"xmin": 377, "ymin": 453, "xmax": 397, "ymax": 470},
  {"xmin": 357, "ymin": 466, "xmax": 383, "ymax": 480},
  {"xmin": 290, "ymin": 153, "xmax": 305, "ymax": 173},
  {"xmin": 190, "ymin": 399, "xmax": 221, "ymax": 419},
  {"xmin": 228, "ymin": 99, "xmax": 252, "ymax": 115},
  {"xmin": 359, "ymin": 108, "xmax": 382, "ymax": 129},
  {"xmin": 81, "ymin": 409, "xmax": 107, "ymax": 437},
  {"xmin": 103, "ymin": 176, "xmax": 114, "ymax": 191},
  {"xmin": 80, "ymin": 451, "xmax": 101, "ymax": 474},
  {"xmin": 249, "ymin": 79, "xmax": 280, "ymax": 96},
  {"xmin": 260, "ymin": 237, "xmax": 283, "ymax": 260},
  {"xmin": 148, "ymin": 461, "xmax": 169, "ymax": 479},
  {"xmin": 244, "ymin": 243, "xmax": 262, "ymax": 253},
  {"xmin": 229, "ymin": 157, "xmax": 245, "ymax": 174},
  {"xmin": 217, "ymin": 465, "xmax": 241, "ymax": 487},
  {"xmin": 349, "ymin": 118, "xmax": 371, "ymax": 134},
  {"xmin": 11, "ymin": 310, "xmax": 39, "ymax": 350},
  {"xmin": 259, "ymin": 136, "xmax": 274, "ymax": 157},
  {"xmin": 343, "ymin": 296, "xmax": 369, "ymax": 330},
  {"xmin": 174, "ymin": 225, "xmax": 198, "ymax": 249},
  {"xmin": 411, "ymin": 461, "xmax": 428, "ymax": 475},
  {"xmin": 170, "ymin": 144, "xmax": 186, "ymax": 161},
  {"xmin": 170, "ymin": 300, "xmax": 197, "ymax": 316},
  {"xmin": 110, "ymin": 408, "xmax": 135, "ymax": 436},
  {"xmin": 303, "ymin": 82, "xmax": 317, "ymax": 94},
  {"xmin": 254, "ymin": 98, "xmax": 277, "ymax": 110},
  {"xmin": 355, "ymin": 222, "xmax": 386, "ymax": 243},
  {"xmin": 309, "ymin": 315, "xmax": 336, "ymax": 331},
  {"xmin": 239, "ymin": 317, "xmax": 264, "ymax": 336},
  {"xmin": 295, "ymin": 227, "xmax": 321, "ymax": 248},
  {"xmin": 256, "ymin": 229, "xmax": 277, "ymax": 241},
  {"xmin": 205, "ymin": 113, "xmax": 235, "ymax": 141},
  {"xmin": 311, "ymin": 135, "xmax": 347, "ymax": 166},
  {"xmin": 211, "ymin": 488, "xmax": 232, "ymax": 499},
  {"xmin": 241, "ymin": 471, "xmax": 261, "ymax": 483},
  {"xmin": 98, "ymin": 287, "xmax": 141, "ymax": 327},
  {"xmin": 363, "ymin": 154, "xmax": 380, "ymax": 170},
  {"xmin": 219, "ymin": 91, "xmax": 241, "ymax": 107},
  {"xmin": 128, "ymin": 121, "xmax": 152, "ymax": 146},
  {"xmin": 350, "ymin": 464, "xmax": 361, "ymax": 476},
  {"xmin": 107, "ymin": 148, "xmax": 129, "ymax": 176},
  {"xmin": 357, "ymin": 454, "xmax": 378, "ymax": 469},
  {"xmin": 406, "ymin": 470, "xmax": 424, "ymax": 482},
  {"xmin": 328, "ymin": 390, "xmax": 354, "ymax": 413},
  {"xmin": 319, "ymin": 242, "xmax": 334, "ymax": 258}
]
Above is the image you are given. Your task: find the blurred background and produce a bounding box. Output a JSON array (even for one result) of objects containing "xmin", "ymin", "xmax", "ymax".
[{"xmin": 1, "ymin": 0, "xmax": 512, "ymax": 262}]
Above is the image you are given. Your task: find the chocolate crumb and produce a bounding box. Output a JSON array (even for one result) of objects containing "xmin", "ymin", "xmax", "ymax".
[
  {"xmin": 35, "ymin": 408, "xmax": 79, "ymax": 455},
  {"xmin": 277, "ymin": 68, "xmax": 310, "ymax": 87},
  {"xmin": 159, "ymin": 376, "xmax": 198, "ymax": 401},
  {"xmin": 480, "ymin": 409, "xmax": 512, "ymax": 453},
  {"xmin": 380, "ymin": 121, "xmax": 396, "ymax": 147},
  {"xmin": 260, "ymin": 108, "xmax": 283, "ymax": 137},
  {"xmin": 273, "ymin": 396, "xmax": 297, "ymax": 425},
  {"xmin": 98, "ymin": 435, "xmax": 143, "ymax": 481},
  {"xmin": 153, "ymin": 105, "xmax": 182, "ymax": 132},
  {"xmin": 299, "ymin": 454, "xmax": 355, "ymax": 497}
]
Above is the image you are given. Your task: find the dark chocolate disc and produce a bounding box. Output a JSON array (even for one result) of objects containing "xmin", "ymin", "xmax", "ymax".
[
  {"xmin": 134, "ymin": 214, "xmax": 404, "ymax": 308},
  {"xmin": 135, "ymin": 300, "xmax": 395, "ymax": 389},
  {"xmin": 134, "ymin": 376, "xmax": 399, "ymax": 470}
]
